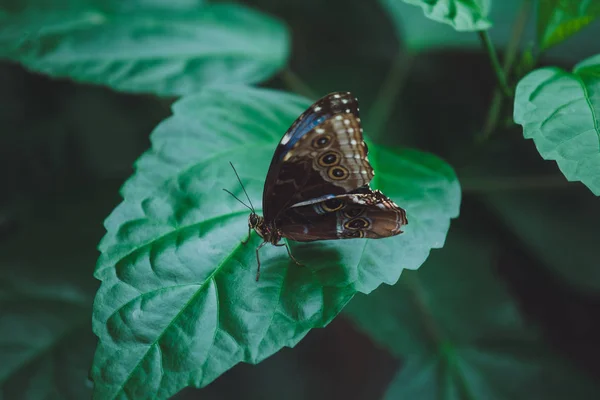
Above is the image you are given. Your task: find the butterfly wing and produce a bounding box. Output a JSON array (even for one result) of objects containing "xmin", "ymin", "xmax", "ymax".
[
  {"xmin": 275, "ymin": 188, "xmax": 408, "ymax": 242},
  {"xmin": 263, "ymin": 92, "xmax": 373, "ymax": 221}
]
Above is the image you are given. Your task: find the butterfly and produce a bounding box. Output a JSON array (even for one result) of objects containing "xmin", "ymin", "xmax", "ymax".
[{"xmin": 225, "ymin": 91, "xmax": 407, "ymax": 281}]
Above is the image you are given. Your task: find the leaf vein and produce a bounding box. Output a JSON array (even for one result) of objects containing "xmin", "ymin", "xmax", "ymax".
[
  {"xmin": 109, "ymin": 210, "xmax": 248, "ymax": 277},
  {"xmin": 112, "ymin": 239, "xmax": 244, "ymax": 399},
  {"xmin": 574, "ymin": 74, "xmax": 600, "ymax": 149}
]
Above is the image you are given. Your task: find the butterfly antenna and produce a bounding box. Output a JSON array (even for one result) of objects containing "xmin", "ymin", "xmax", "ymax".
[
  {"xmin": 229, "ymin": 162, "xmax": 256, "ymax": 213},
  {"xmin": 222, "ymin": 189, "xmax": 253, "ymax": 212}
]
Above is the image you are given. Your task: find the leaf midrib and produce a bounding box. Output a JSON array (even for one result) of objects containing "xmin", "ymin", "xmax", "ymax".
[
  {"xmin": 101, "ymin": 209, "xmax": 249, "ymax": 299},
  {"xmin": 255, "ymin": 249, "xmax": 290, "ymax": 359},
  {"xmin": 110, "ymin": 239, "xmax": 246, "ymax": 399},
  {"xmin": 98, "ymin": 142, "xmax": 275, "ymax": 277},
  {"xmin": 574, "ymin": 74, "xmax": 600, "ymax": 148},
  {"xmin": 94, "ymin": 210, "xmax": 248, "ymax": 279}
]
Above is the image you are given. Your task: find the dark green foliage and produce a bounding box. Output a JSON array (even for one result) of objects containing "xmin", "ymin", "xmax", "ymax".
[
  {"xmin": 1, "ymin": 0, "xmax": 600, "ymax": 399},
  {"xmin": 345, "ymin": 221, "xmax": 600, "ymax": 399},
  {"xmin": 0, "ymin": 2, "xmax": 289, "ymax": 95}
]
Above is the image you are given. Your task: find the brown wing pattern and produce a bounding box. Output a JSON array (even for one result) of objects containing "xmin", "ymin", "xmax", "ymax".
[
  {"xmin": 276, "ymin": 188, "xmax": 407, "ymax": 242},
  {"xmin": 262, "ymin": 92, "xmax": 373, "ymax": 221}
]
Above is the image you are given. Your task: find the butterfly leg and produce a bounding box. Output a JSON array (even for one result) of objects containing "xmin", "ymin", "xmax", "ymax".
[
  {"xmin": 255, "ymin": 241, "xmax": 267, "ymax": 281},
  {"xmin": 242, "ymin": 225, "xmax": 251, "ymax": 245},
  {"xmin": 275, "ymin": 242, "xmax": 304, "ymax": 267}
]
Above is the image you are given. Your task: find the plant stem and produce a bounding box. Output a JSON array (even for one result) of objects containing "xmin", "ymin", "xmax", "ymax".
[
  {"xmin": 479, "ymin": 31, "xmax": 513, "ymax": 98},
  {"xmin": 405, "ymin": 271, "xmax": 442, "ymax": 349},
  {"xmin": 280, "ymin": 68, "xmax": 318, "ymax": 100},
  {"xmin": 480, "ymin": 92, "xmax": 504, "ymax": 142},
  {"xmin": 366, "ymin": 52, "xmax": 413, "ymax": 140},
  {"xmin": 502, "ymin": 0, "xmax": 532, "ymax": 75},
  {"xmin": 479, "ymin": 0, "xmax": 532, "ymax": 141},
  {"xmin": 405, "ymin": 272, "xmax": 477, "ymax": 400}
]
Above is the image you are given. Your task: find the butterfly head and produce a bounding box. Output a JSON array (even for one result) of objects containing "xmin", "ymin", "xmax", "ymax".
[
  {"xmin": 249, "ymin": 212, "xmax": 280, "ymax": 244},
  {"xmin": 248, "ymin": 212, "xmax": 262, "ymax": 230}
]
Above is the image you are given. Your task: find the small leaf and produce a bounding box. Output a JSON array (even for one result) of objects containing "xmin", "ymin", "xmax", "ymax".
[
  {"xmin": 514, "ymin": 54, "xmax": 600, "ymax": 196},
  {"xmin": 0, "ymin": 3, "xmax": 289, "ymax": 95},
  {"xmin": 383, "ymin": 0, "xmax": 492, "ymax": 33},
  {"xmin": 91, "ymin": 85, "xmax": 461, "ymax": 398},
  {"xmin": 537, "ymin": 0, "xmax": 600, "ymax": 51},
  {"xmin": 344, "ymin": 226, "xmax": 600, "ymax": 399}
]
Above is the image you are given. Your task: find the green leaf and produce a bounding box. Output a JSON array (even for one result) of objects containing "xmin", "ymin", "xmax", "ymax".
[
  {"xmin": 0, "ymin": 3, "xmax": 289, "ymax": 96},
  {"xmin": 537, "ymin": 0, "xmax": 600, "ymax": 51},
  {"xmin": 344, "ymin": 226, "xmax": 600, "ymax": 399},
  {"xmin": 513, "ymin": 54, "xmax": 600, "ymax": 196},
  {"xmin": 91, "ymin": 85, "xmax": 461, "ymax": 399},
  {"xmin": 382, "ymin": 0, "xmax": 492, "ymax": 33}
]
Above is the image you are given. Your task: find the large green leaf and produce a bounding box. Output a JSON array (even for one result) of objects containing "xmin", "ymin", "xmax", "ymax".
[
  {"xmin": 513, "ymin": 53, "xmax": 600, "ymax": 196},
  {"xmin": 344, "ymin": 225, "xmax": 600, "ymax": 399},
  {"xmin": 0, "ymin": 3, "xmax": 289, "ymax": 96},
  {"xmin": 382, "ymin": 0, "xmax": 491, "ymax": 33},
  {"xmin": 538, "ymin": 0, "xmax": 600, "ymax": 51},
  {"xmin": 91, "ymin": 85, "xmax": 461, "ymax": 399}
]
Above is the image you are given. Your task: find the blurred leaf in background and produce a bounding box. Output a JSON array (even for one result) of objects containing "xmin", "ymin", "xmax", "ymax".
[
  {"xmin": 391, "ymin": 0, "xmax": 493, "ymax": 32},
  {"xmin": 537, "ymin": 0, "xmax": 600, "ymax": 51},
  {"xmin": 483, "ymin": 187, "xmax": 600, "ymax": 293},
  {"xmin": 345, "ymin": 217, "xmax": 600, "ymax": 399},
  {"xmin": 380, "ymin": 0, "xmax": 600, "ymax": 60},
  {"xmin": 381, "ymin": 0, "xmax": 502, "ymax": 51},
  {"xmin": 0, "ymin": 42, "xmax": 168, "ymax": 399},
  {"xmin": 0, "ymin": 183, "xmax": 120, "ymax": 398},
  {"xmin": 0, "ymin": 2, "xmax": 289, "ymax": 95}
]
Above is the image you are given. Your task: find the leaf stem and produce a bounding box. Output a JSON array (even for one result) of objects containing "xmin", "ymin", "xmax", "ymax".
[
  {"xmin": 479, "ymin": 0, "xmax": 532, "ymax": 141},
  {"xmin": 366, "ymin": 52, "xmax": 413, "ymax": 140},
  {"xmin": 502, "ymin": 1, "xmax": 532, "ymax": 75},
  {"xmin": 280, "ymin": 68, "xmax": 319, "ymax": 100},
  {"xmin": 404, "ymin": 271, "xmax": 442, "ymax": 348},
  {"xmin": 478, "ymin": 31, "xmax": 513, "ymax": 99},
  {"xmin": 405, "ymin": 272, "xmax": 477, "ymax": 400},
  {"xmin": 480, "ymin": 90, "xmax": 505, "ymax": 142}
]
